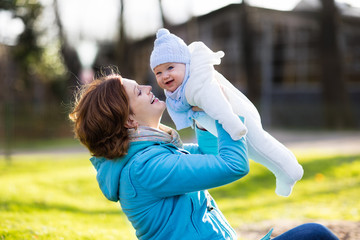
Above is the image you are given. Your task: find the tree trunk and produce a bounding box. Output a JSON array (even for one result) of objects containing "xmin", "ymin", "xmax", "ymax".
[
  {"xmin": 319, "ymin": 0, "xmax": 354, "ymax": 128},
  {"xmin": 53, "ymin": 0, "xmax": 81, "ymax": 91},
  {"xmin": 116, "ymin": 0, "xmax": 132, "ymax": 77},
  {"xmin": 239, "ymin": 1, "xmax": 260, "ymax": 106},
  {"xmin": 0, "ymin": 45, "xmax": 15, "ymax": 161},
  {"xmin": 158, "ymin": 0, "xmax": 170, "ymax": 29}
]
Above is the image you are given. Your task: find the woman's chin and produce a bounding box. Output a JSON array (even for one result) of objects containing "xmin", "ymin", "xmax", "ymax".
[{"xmin": 154, "ymin": 101, "xmax": 166, "ymax": 114}]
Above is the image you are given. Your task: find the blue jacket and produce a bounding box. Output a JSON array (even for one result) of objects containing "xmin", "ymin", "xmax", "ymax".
[{"xmin": 90, "ymin": 122, "xmax": 250, "ymax": 239}]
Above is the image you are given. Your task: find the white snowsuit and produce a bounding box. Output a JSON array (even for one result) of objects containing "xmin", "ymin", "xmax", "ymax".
[{"xmin": 186, "ymin": 41, "xmax": 304, "ymax": 196}]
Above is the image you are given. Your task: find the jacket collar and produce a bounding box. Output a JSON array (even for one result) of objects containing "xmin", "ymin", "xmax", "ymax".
[{"xmin": 90, "ymin": 141, "xmax": 157, "ymax": 202}]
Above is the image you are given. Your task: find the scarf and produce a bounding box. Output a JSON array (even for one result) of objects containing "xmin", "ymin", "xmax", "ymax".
[{"xmin": 128, "ymin": 124, "xmax": 183, "ymax": 148}]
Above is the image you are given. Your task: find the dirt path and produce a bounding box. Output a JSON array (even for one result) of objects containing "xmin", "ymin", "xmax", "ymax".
[
  {"xmin": 2, "ymin": 130, "xmax": 360, "ymax": 156},
  {"xmin": 270, "ymin": 130, "xmax": 360, "ymax": 155}
]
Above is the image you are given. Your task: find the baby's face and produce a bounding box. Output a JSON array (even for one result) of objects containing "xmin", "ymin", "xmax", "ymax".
[{"xmin": 153, "ymin": 62, "xmax": 186, "ymax": 92}]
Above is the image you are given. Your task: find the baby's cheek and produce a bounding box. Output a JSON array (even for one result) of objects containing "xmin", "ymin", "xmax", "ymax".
[{"xmin": 156, "ymin": 80, "xmax": 165, "ymax": 89}]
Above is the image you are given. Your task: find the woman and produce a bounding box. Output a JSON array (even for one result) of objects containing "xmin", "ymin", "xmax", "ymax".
[{"xmin": 69, "ymin": 68, "xmax": 338, "ymax": 240}]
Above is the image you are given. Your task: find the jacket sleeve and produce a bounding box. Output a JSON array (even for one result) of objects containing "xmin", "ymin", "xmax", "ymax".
[
  {"xmin": 182, "ymin": 125, "xmax": 218, "ymax": 155},
  {"xmin": 133, "ymin": 121, "xmax": 249, "ymax": 198}
]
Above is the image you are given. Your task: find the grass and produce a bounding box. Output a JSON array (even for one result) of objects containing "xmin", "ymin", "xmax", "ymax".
[
  {"xmin": 212, "ymin": 153, "xmax": 360, "ymax": 225},
  {"xmin": 0, "ymin": 152, "xmax": 136, "ymax": 240},
  {"xmin": 0, "ymin": 144, "xmax": 359, "ymax": 239}
]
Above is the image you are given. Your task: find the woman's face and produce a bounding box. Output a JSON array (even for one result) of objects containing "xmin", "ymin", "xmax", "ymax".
[{"xmin": 122, "ymin": 78, "xmax": 166, "ymax": 128}]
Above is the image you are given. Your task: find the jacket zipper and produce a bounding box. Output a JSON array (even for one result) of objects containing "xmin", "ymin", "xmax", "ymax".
[{"xmin": 206, "ymin": 192, "xmax": 236, "ymax": 239}]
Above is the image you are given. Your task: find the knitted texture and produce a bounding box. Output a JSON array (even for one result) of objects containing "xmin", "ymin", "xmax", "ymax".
[{"xmin": 150, "ymin": 28, "xmax": 191, "ymax": 70}]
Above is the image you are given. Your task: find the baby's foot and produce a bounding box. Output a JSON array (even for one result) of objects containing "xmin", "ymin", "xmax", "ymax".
[
  {"xmin": 275, "ymin": 180, "xmax": 294, "ymax": 197},
  {"xmin": 275, "ymin": 166, "xmax": 304, "ymax": 197}
]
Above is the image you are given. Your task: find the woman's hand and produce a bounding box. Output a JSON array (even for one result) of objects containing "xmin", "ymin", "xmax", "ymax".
[
  {"xmin": 192, "ymin": 106, "xmax": 203, "ymax": 112},
  {"xmin": 191, "ymin": 107, "xmax": 206, "ymax": 130}
]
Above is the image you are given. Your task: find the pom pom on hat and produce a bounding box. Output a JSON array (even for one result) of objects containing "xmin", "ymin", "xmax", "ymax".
[{"xmin": 150, "ymin": 28, "xmax": 191, "ymax": 70}]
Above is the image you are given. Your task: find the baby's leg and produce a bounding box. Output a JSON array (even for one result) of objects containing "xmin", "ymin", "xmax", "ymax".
[{"xmin": 247, "ymin": 123, "xmax": 304, "ymax": 196}]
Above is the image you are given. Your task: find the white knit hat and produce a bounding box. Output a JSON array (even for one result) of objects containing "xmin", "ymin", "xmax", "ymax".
[{"xmin": 150, "ymin": 28, "xmax": 191, "ymax": 70}]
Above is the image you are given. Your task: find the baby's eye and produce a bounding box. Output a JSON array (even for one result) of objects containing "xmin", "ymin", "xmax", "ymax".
[
  {"xmin": 156, "ymin": 72, "xmax": 161, "ymax": 76},
  {"xmin": 168, "ymin": 66, "xmax": 174, "ymax": 70}
]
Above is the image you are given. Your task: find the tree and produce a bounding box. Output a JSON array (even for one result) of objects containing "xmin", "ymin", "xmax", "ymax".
[
  {"xmin": 319, "ymin": 0, "xmax": 354, "ymax": 128},
  {"xmin": 0, "ymin": 45, "xmax": 16, "ymax": 161},
  {"xmin": 53, "ymin": 0, "xmax": 81, "ymax": 94},
  {"xmin": 158, "ymin": 0, "xmax": 170, "ymax": 29},
  {"xmin": 239, "ymin": 1, "xmax": 260, "ymax": 105},
  {"xmin": 0, "ymin": 0, "xmax": 70, "ymax": 157},
  {"xmin": 115, "ymin": 0, "xmax": 132, "ymax": 77}
]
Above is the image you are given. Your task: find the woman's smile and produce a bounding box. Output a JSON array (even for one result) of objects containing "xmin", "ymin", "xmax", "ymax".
[{"xmin": 122, "ymin": 78, "xmax": 166, "ymax": 128}]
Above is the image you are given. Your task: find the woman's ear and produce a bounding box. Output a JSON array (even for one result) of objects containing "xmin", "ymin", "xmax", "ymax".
[{"xmin": 125, "ymin": 115, "xmax": 138, "ymax": 129}]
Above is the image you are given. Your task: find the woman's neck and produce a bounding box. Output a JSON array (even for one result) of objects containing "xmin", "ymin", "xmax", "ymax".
[{"xmin": 139, "ymin": 121, "xmax": 160, "ymax": 130}]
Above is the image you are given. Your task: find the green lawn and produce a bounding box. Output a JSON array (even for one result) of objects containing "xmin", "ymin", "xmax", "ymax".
[{"xmin": 1, "ymin": 146, "xmax": 359, "ymax": 239}]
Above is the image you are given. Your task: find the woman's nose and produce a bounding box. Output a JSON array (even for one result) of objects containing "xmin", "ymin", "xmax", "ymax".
[{"xmin": 143, "ymin": 85, "xmax": 152, "ymax": 93}]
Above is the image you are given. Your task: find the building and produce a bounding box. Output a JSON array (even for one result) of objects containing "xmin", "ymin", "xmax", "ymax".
[{"xmin": 128, "ymin": 2, "xmax": 360, "ymax": 129}]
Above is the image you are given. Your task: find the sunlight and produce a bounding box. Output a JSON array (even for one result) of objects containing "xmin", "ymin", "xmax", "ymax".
[
  {"xmin": 55, "ymin": 0, "xmax": 360, "ymax": 41},
  {"xmin": 0, "ymin": 10, "xmax": 25, "ymax": 46}
]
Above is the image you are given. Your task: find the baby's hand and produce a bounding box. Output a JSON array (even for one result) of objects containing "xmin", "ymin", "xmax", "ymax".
[{"xmin": 192, "ymin": 106, "xmax": 203, "ymax": 112}]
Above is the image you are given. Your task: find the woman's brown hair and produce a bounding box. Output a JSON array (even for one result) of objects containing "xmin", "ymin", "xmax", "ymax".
[{"xmin": 69, "ymin": 68, "xmax": 133, "ymax": 159}]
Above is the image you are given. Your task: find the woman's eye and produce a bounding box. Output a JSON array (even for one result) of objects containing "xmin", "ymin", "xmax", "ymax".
[{"xmin": 138, "ymin": 89, "xmax": 142, "ymax": 96}]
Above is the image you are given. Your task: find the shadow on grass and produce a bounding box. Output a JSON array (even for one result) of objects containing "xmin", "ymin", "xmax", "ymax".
[
  {"xmin": 209, "ymin": 154, "xmax": 360, "ymax": 199},
  {"xmin": 0, "ymin": 200, "xmax": 122, "ymax": 216},
  {"xmin": 223, "ymin": 181, "xmax": 359, "ymax": 213},
  {"xmin": 300, "ymin": 155, "xmax": 359, "ymax": 179}
]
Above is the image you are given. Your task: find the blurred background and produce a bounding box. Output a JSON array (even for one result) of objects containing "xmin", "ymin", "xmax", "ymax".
[
  {"xmin": 1, "ymin": 1, "xmax": 360, "ymax": 239},
  {"xmin": 1, "ymin": 0, "xmax": 360, "ymax": 152}
]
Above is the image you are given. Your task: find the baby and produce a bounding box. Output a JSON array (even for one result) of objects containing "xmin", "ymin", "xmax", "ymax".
[{"xmin": 150, "ymin": 28, "xmax": 303, "ymax": 196}]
